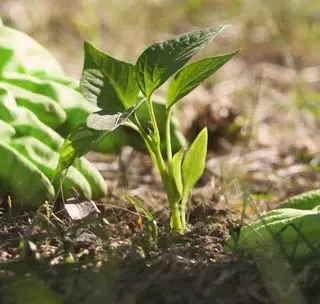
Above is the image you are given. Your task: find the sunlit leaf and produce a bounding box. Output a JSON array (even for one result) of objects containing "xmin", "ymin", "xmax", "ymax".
[
  {"xmin": 170, "ymin": 149, "xmax": 185, "ymax": 196},
  {"xmin": 86, "ymin": 97, "xmax": 145, "ymax": 130},
  {"xmin": 57, "ymin": 125, "xmax": 104, "ymax": 172},
  {"xmin": 80, "ymin": 41, "xmax": 140, "ymax": 111},
  {"xmin": 135, "ymin": 25, "xmax": 229, "ymax": 97},
  {"xmin": 57, "ymin": 99, "xmax": 145, "ymax": 172},
  {"xmin": 277, "ymin": 189, "xmax": 320, "ymax": 210},
  {"xmin": 225, "ymin": 208, "xmax": 320, "ymax": 259},
  {"xmin": 0, "ymin": 25, "xmax": 64, "ymax": 76},
  {"xmin": 167, "ymin": 51, "xmax": 238, "ymax": 107},
  {"xmin": 182, "ymin": 128, "xmax": 208, "ymax": 196}
]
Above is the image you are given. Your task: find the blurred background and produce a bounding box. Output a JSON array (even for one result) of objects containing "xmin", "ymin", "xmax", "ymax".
[{"xmin": 1, "ymin": 0, "xmax": 320, "ymax": 203}]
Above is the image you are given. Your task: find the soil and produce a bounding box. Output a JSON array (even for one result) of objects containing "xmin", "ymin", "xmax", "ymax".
[{"xmin": 1, "ymin": 133, "xmax": 319, "ymax": 303}]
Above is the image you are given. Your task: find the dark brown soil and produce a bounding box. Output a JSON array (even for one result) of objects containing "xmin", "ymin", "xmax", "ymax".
[{"xmin": 1, "ymin": 142, "xmax": 320, "ymax": 303}]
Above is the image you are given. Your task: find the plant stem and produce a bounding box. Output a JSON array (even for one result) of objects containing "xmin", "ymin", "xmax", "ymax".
[
  {"xmin": 135, "ymin": 113, "xmax": 167, "ymax": 182},
  {"xmin": 165, "ymin": 107, "xmax": 173, "ymax": 163},
  {"xmin": 140, "ymin": 97, "xmax": 184, "ymax": 233},
  {"xmin": 180, "ymin": 193, "xmax": 189, "ymax": 230},
  {"xmin": 170, "ymin": 203, "xmax": 183, "ymax": 232},
  {"xmin": 146, "ymin": 96, "xmax": 160, "ymax": 144}
]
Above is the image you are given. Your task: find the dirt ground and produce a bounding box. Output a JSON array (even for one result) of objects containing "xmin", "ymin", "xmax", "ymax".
[
  {"xmin": 1, "ymin": 1, "xmax": 320, "ymax": 303},
  {"xmin": 1, "ymin": 132, "xmax": 319, "ymax": 303}
]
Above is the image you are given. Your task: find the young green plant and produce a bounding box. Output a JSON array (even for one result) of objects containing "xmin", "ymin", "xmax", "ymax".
[{"xmin": 56, "ymin": 25, "xmax": 238, "ymax": 233}]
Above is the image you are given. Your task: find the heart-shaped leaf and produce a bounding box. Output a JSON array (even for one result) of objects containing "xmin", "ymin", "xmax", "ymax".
[
  {"xmin": 80, "ymin": 41, "xmax": 140, "ymax": 111},
  {"xmin": 167, "ymin": 51, "xmax": 238, "ymax": 108},
  {"xmin": 135, "ymin": 25, "xmax": 229, "ymax": 97},
  {"xmin": 181, "ymin": 128, "xmax": 208, "ymax": 197}
]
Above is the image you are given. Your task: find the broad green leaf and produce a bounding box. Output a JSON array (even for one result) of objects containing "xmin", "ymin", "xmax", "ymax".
[
  {"xmin": 167, "ymin": 51, "xmax": 238, "ymax": 108},
  {"xmin": 170, "ymin": 149, "xmax": 185, "ymax": 196},
  {"xmin": 0, "ymin": 142, "xmax": 55, "ymax": 207},
  {"xmin": 57, "ymin": 125, "xmax": 104, "ymax": 172},
  {"xmin": 0, "ymin": 25, "xmax": 64, "ymax": 77},
  {"xmin": 10, "ymin": 136, "xmax": 92, "ymax": 199},
  {"xmin": 0, "ymin": 74, "xmax": 98, "ymax": 136},
  {"xmin": 225, "ymin": 208, "xmax": 320, "ymax": 259},
  {"xmin": 73, "ymin": 157, "xmax": 107, "ymax": 198},
  {"xmin": 182, "ymin": 128, "xmax": 208, "ymax": 195},
  {"xmin": 135, "ymin": 25, "xmax": 229, "ymax": 97},
  {"xmin": 0, "ymin": 120, "xmax": 15, "ymax": 142},
  {"xmin": 0, "ymin": 82, "xmax": 67, "ymax": 129},
  {"xmin": 80, "ymin": 41, "xmax": 140, "ymax": 111},
  {"xmin": 57, "ymin": 99, "xmax": 145, "ymax": 172},
  {"xmin": 86, "ymin": 97, "xmax": 145, "ymax": 130},
  {"xmin": 0, "ymin": 87, "xmax": 64, "ymax": 151},
  {"xmin": 277, "ymin": 189, "xmax": 320, "ymax": 210}
]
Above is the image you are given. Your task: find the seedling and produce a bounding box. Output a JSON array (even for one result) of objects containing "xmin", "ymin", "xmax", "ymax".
[{"xmin": 57, "ymin": 25, "xmax": 238, "ymax": 233}]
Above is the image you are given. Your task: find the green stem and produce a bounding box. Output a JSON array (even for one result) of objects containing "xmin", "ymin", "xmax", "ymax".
[
  {"xmin": 122, "ymin": 120, "xmax": 140, "ymax": 133},
  {"xmin": 135, "ymin": 115, "xmax": 166, "ymax": 181},
  {"xmin": 180, "ymin": 193, "xmax": 189, "ymax": 230},
  {"xmin": 165, "ymin": 107, "xmax": 173, "ymax": 163},
  {"xmin": 131, "ymin": 115, "xmax": 150, "ymax": 144},
  {"xmin": 137, "ymin": 98, "xmax": 184, "ymax": 233},
  {"xmin": 170, "ymin": 203, "xmax": 183, "ymax": 232},
  {"xmin": 146, "ymin": 96, "xmax": 160, "ymax": 144}
]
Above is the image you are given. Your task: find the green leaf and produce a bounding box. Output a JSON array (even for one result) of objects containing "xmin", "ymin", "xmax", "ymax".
[
  {"xmin": 225, "ymin": 208, "xmax": 320, "ymax": 259},
  {"xmin": 86, "ymin": 97, "xmax": 145, "ymax": 130},
  {"xmin": 57, "ymin": 125, "xmax": 104, "ymax": 173},
  {"xmin": 0, "ymin": 142, "xmax": 55, "ymax": 207},
  {"xmin": 0, "ymin": 82, "xmax": 67, "ymax": 129},
  {"xmin": 57, "ymin": 99, "xmax": 145, "ymax": 172},
  {"xmin": 277, "ymin": 189, "xmax": 320, "ymax": 210},
  {"xmin": 80, "ymin": 41, "xmax": 140, "ymax": 111},
  {"xmin": 167, "ymin": 51, "xmax": 238, "ymax": 108},
  {"xmin": 170, "ymin": 149, "xmax": 185, "ymax": 197},
  {"xmin": 0, "ymin": 25, "xmax": 64, "ymax": 77},
  {"xmin": 10, "ymin": 136, "xmax": 93, "ymax": 199},
  {"xmin": 225, "ymin": 189, "xmax": 320, "ymax": 260},
  {"xmin": 135, "ymin": 25, "xmax": 229, "ymax": 97},
  {"xmin": 181, "ymin": 128, "xmax": 208, "ymax": 195},
  {"xmin": 0, "ymin": 120, "xmax": 16, "ymax": 142},
  {"xmin": 0, "ymin": 73, "xmax": 99, "ymax": 136}
]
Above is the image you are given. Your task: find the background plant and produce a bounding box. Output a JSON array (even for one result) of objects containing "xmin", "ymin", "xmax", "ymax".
[
  {"xmin": 0, "ymin": 23, "xmax": 108, "ymax": 206},
  {"xmin": 226, "ymin": 189, "xmax": 320, "ymax": 263},
  {"xmin": 57, "ymin": 25, "xmax": 238, "ymax": 233}
]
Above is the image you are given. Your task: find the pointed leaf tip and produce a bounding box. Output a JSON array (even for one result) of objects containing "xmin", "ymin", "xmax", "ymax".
[
  {"xmin": 135, "ymin": 25, "xmax": 229, "ymax": 97},
  {"xmin": 167, "ymin": 50, "xmax": 239, "ymax": 107},
  {"xmin": 182, "ymin": 127, "xmax": 208, "ymax": 195}
]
